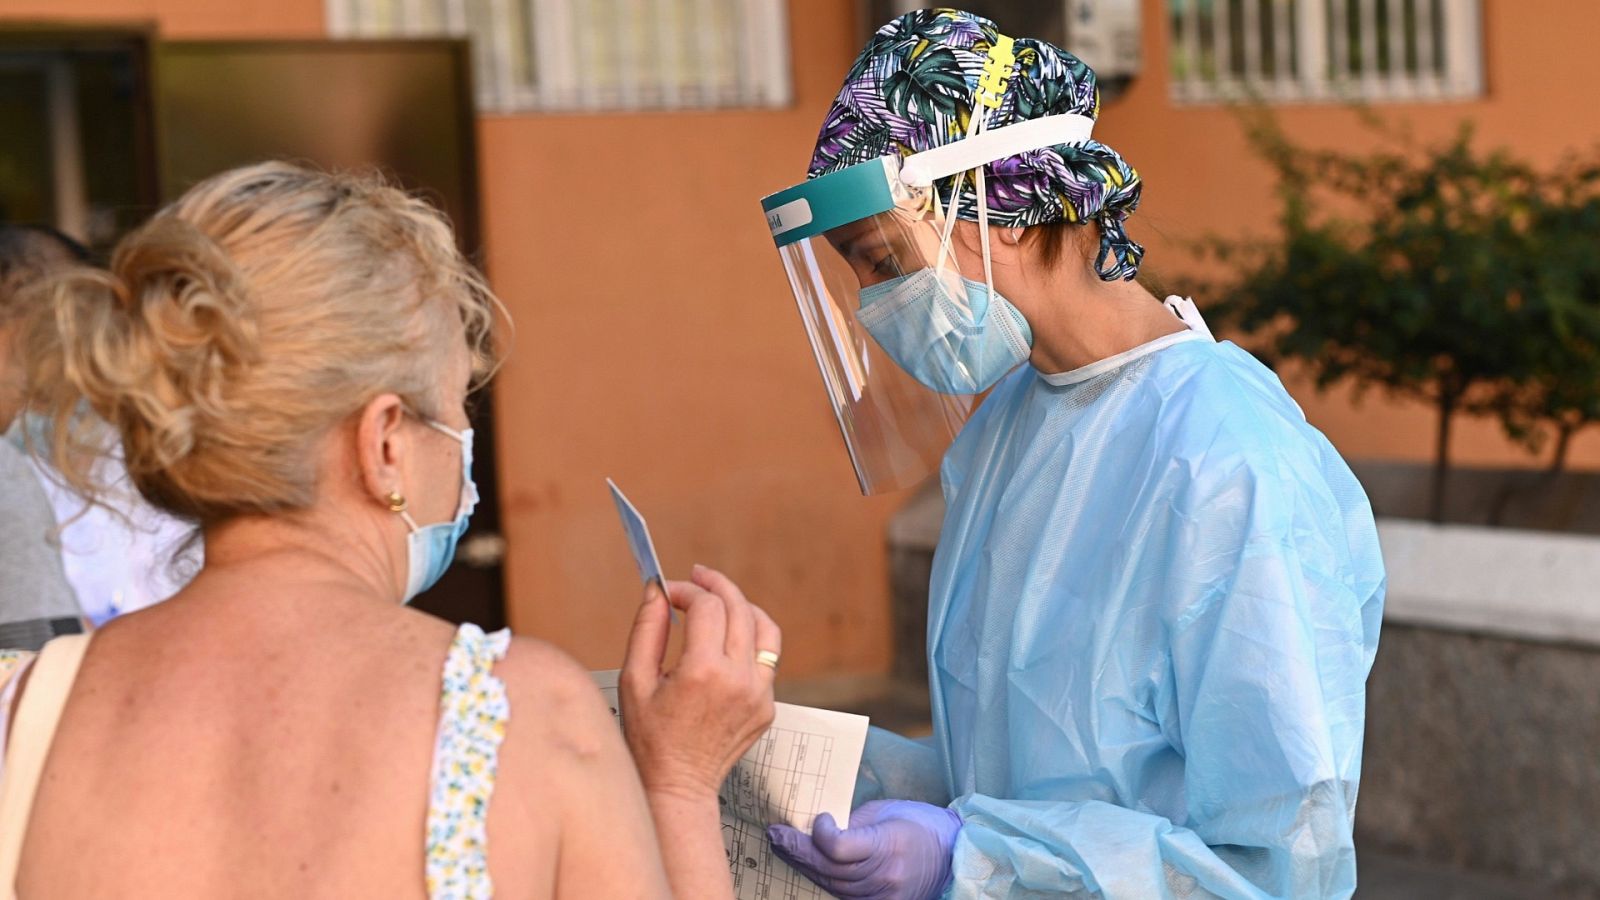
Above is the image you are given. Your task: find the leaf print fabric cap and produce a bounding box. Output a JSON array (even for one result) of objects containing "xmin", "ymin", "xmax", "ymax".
[{"xmin": 808, "ymin": 8, "xmax": 1145, "ymax": 281}]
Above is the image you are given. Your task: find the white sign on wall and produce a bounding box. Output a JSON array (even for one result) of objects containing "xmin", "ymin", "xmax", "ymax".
[
  {"xmin": 875, "ymin": 1, "xmax": 1142, "ymax": 86},
  {"xmin": 1065, "ymin": 0, "xmax": 1142, "ymax": 81}
]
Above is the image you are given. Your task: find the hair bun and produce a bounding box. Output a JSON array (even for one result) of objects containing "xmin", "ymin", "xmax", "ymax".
[
  {"xmin": 105, "ymin": 216, "xmax": 261, "ymax": 471},
  {"xmin": 24, "ymin": 161, "xmax": 501, "ymax": 525}
]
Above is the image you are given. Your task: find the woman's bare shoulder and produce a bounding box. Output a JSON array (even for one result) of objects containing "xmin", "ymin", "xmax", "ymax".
[
  {"xmin": 495, "ymin": 635, "xmax": 623, "ymax": 761},
  {"xmin": 490, "ymin": 635, "xmax": 669, "ymax": 899}
]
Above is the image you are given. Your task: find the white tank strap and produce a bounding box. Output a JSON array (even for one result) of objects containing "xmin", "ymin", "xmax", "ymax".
[{"xmin": 0, "ymin": 633, "xmax": 91, "ymax": 895}]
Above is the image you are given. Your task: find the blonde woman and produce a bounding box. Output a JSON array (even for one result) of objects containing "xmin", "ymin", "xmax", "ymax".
[{"xmin": 0, "ymin": 163, "xmax": 779, "ymax": 899}]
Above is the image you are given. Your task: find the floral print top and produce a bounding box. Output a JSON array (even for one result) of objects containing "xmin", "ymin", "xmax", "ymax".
[
  {"xmin": 426, "ymin": 623, "xmax": 512, "ymax": 900},
  {"xmin": 0, "ymin": 650, "xmax": 33, "ymax": 756},
  {"xmin": 0, "ymin": 650, "xmax": 28, "ymax": 683}
]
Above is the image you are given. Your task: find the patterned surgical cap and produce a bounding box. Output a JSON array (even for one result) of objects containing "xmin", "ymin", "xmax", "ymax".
[{"xmin": 809, "ymin": 8, "xmax": 1145, "ymax": 281}]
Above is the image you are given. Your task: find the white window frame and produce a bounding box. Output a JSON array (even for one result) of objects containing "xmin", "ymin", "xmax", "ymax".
[
  {"xmin": 327, "ymin": 0, "xmax": 792, "ymax": 114},
  {"xmin": 1168, "ymin": 0, "xmax": 1483, "ymax": 104}
]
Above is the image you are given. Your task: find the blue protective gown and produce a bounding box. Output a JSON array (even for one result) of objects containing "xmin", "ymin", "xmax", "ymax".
[{"xmin": 893, "ymin": 328, "xmax": 1386, "ymax": 899}]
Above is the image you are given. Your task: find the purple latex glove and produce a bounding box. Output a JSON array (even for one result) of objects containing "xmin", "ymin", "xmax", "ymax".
[{"xmin": 767, "ymin": 799, "xmax": 961, "ymax": 900}]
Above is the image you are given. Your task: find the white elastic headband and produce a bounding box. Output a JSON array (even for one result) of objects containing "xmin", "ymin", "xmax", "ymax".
[{"xmin": 897, "ymin": 112, "xmax": 1096, "ymax": 188}]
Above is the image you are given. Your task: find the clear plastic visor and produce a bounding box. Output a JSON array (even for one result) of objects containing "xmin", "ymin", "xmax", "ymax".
[{"xmin": 776, "ymin": 195, "xmax": 988, "ymax": 494}]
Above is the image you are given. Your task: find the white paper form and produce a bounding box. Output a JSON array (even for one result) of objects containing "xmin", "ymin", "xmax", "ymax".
[{"xmin": 592, "ymin": 670, "xmax": 869, "ymax": 900}]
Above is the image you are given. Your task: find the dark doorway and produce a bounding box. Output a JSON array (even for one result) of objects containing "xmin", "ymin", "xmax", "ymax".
[{"xmin": 0, "ymin": 27, "xmax": 159, "ymax": 253}]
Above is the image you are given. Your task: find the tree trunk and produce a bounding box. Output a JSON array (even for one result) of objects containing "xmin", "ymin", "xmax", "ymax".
[
  {"xmin": 1549, "ymin": 422, "xmax": 1575, "ymax": 475},
  {"xmin": 1430, "ymin": 392, "xmax": 1456, "ymax": 524}
]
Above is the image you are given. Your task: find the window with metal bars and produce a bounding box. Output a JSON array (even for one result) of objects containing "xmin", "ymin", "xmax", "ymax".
[
  {"xmin": 1168, "ymin": 0, "xmax": 1482, "ymax": 103},
  {"xmin": 326, "ymin": 0, "xmax": 792, "ymax": 113}
]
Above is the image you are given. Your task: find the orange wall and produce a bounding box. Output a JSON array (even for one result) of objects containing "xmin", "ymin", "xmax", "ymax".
[
  {"xmin": 479, "ymin": 0, "xmax": 903, "ymax": 675},
  {"xmin": 491, "ymin": 0, "xmax": 1600, "ymax": 680},
  {"xmin": 1104, "ymin": 0, "xmax": 1600, "ymax": 471},
  {"xmin": 0, "ymin": 0, "xmax": 324, "ymax": 37},
  {"xmin": 1, "ymin": 0, "xmax": 899, "ymax": 679},
  {"xmin": 8, "ymin": 0, "xmax": 1597, "ymax": 680}
]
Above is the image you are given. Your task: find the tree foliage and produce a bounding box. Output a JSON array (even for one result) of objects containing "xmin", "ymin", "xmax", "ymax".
[{"xmin": 1208, "ymin": 110, "xmax": 1600, "ymax": 520}]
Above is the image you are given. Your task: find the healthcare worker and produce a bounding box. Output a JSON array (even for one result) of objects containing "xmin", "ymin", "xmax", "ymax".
[{"xmin": 759, "ymin": 10, "xmax": 1385, "ymax": 899}]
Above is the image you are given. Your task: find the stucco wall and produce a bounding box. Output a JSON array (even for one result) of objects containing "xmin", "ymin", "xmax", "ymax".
[
  {"xmin": 486, "ymin": 0, "xmax": 1600, "ymax": 674},
  {"xmin": 476, "ymin": 0, "xmax": 901, "ymax": 673},
  {"xmin": 0, "ymin": 0, "xmax": 325, "ymax": 38},
  {"xmin": 1, "ymin": 0, "xmax": 900, "ymax": 678},
  {"xmin": 7, "ymin": 0, "xmax": 1598, "ymax": 680}
]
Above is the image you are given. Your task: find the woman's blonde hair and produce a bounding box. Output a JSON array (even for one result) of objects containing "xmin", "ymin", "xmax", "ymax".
[{"xmin": 22, "ymin": 161, "xmax": 503, "ymax": 524}]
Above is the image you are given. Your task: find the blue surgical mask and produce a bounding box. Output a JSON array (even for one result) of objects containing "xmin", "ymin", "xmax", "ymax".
[
  {"xmin": 857, "ymin": 268, "xmax": 1033, "ymax": 394},
  {"xmin": 397, "ymin": 419, "xmax": 478, "ymax": 604}
]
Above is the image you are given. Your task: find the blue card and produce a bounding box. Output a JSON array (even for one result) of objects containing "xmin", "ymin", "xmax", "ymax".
[{"xmin": 607, "ymin": 478, "xmax": 666, "ymax": 593}]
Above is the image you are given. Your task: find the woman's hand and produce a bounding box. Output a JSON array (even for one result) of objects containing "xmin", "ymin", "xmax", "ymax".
[{"xmin": 620, "ymin": 564, "xmax": 781, "ymax": 800}]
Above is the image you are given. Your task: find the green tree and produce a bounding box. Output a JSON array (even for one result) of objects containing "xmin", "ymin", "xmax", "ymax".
[
  {"xmin": 1499, "ymin": 160, "xmax": 1600, "ymax": 473},
  {"xmin": 1211, "ymin": 112, "xmax": 1600, "ymax": 521}
]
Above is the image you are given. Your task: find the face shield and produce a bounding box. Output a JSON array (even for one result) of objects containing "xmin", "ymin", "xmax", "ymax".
[{"xmin": 762, "ymin": 113, "xmax": 1095, "ymax": 495}]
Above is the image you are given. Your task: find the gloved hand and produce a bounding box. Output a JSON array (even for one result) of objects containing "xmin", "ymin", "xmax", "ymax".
[{"xmin": 767, "ymin": 799, "xmax": 961, "ymax": 900}]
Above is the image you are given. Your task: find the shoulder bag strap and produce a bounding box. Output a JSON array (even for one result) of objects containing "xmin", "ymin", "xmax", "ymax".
[{"xmin": 0, "ymin": 633, "xmax": 91, "ymax": 893}]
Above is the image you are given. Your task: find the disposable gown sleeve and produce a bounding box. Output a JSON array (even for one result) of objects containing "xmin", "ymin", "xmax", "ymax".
[
  {"xmin": 945, "ymin": 464, "xmax": 1378, "ymax": 900},
  {"xmin": 854, "ymin": 727, "xmax": 952, "ymax": 808}
]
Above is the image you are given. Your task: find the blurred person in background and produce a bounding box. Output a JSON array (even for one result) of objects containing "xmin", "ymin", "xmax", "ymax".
[
  {"xmin": 1, "ymin": 224, "xmax": 196, "ymax": 626},
  {"xmin": 0, "ymin": 225, "xmax": 84, "ymax": 649},
  {"xmin": 0, "ymin": 162, "xmax": 781, "ymax": 899},
  {"xmin": 761, "ymin": 10, "xmax": 1386, "ymax": 899}
]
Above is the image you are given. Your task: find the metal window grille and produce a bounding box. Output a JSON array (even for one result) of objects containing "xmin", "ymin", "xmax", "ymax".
[
  {"xmin": 1168, "ymin": 0, "xmax": 1482, "ymax": 103},
  {"xmin": 327, "ymin": 0, "xmax": 792, "ymax": 113}
]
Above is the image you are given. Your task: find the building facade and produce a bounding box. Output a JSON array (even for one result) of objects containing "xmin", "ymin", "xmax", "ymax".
[{"xmin": 3, "ymin": 0, "xmax": 1595, "ymax": 679}]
